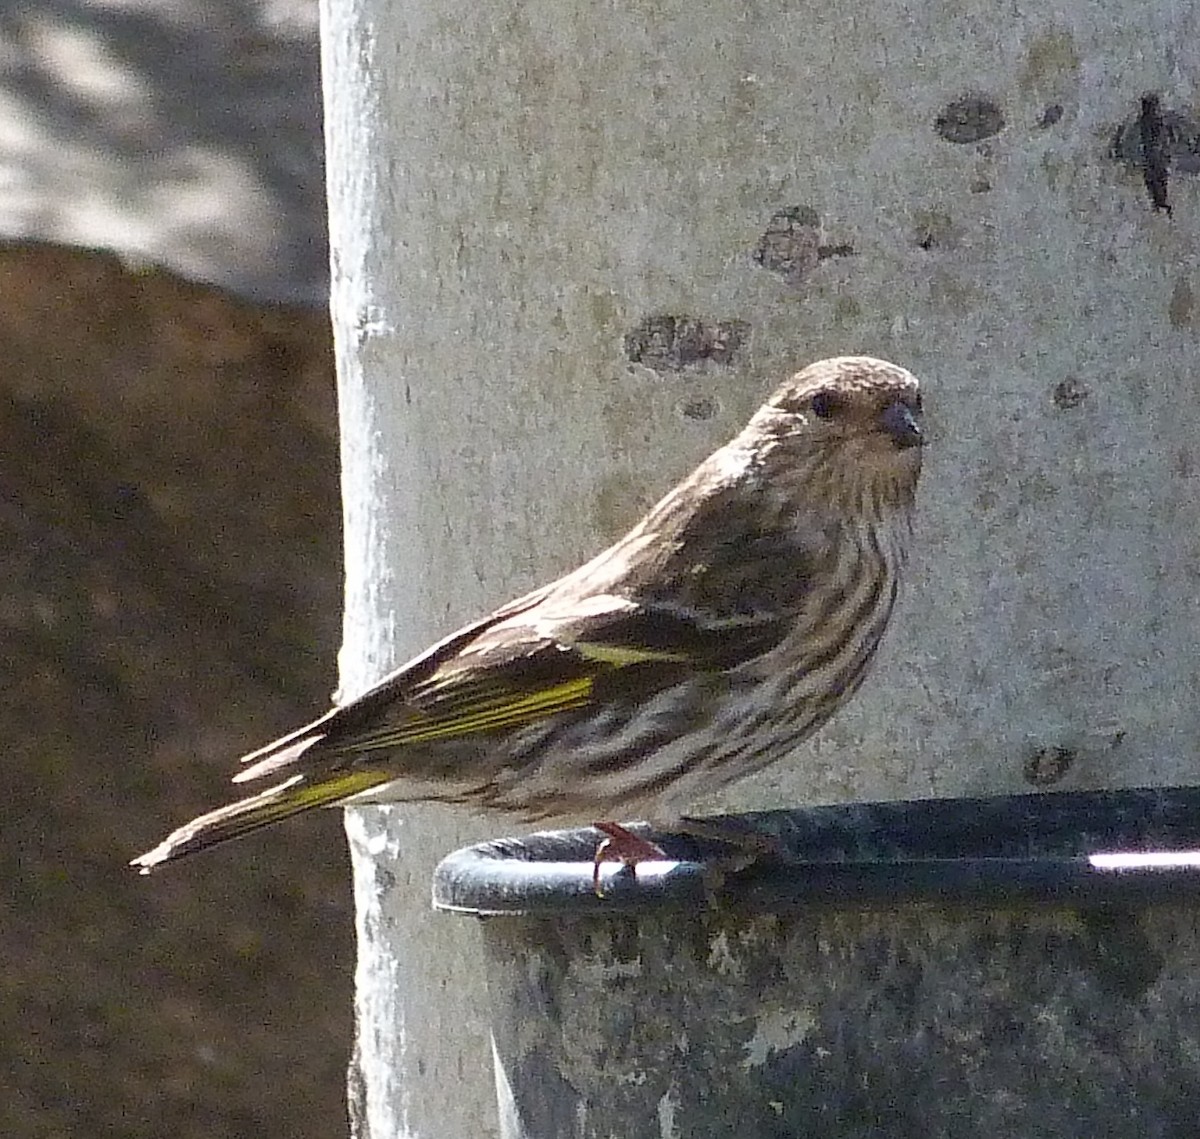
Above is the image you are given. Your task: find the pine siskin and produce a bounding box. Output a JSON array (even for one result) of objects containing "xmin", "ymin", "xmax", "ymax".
[{"xmin": 133, "ymin": 356, "xmax": 924, "ymax": 874}]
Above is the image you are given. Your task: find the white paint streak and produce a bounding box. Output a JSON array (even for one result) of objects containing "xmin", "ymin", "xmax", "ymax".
[
  {"xmin": 491, "ymin": 1033, "xmax": 525, "ymax": 1139},
  {"xmin": 706, "ymin": 930, "xmax": 743, "ymax": 978},
  {"xmin": 657, "ymin": 1086, "xmax": 681, "ymax": 1139},
  {"xmin": 345, "ymin": 809, "xmax": 414, "ymax": 1138},
  {"xmin": 572, "ymin": 957, "xmax": 644, "ymax": 985},
  {"xmin": 742, "ymin": 1007, "xmax": 818, "ymax": 1069}
]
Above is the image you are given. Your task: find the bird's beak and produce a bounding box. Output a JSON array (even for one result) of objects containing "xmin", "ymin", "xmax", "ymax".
[{"xmin": 880, "ymin": 400, "xmax": 923, "ymax": 449}]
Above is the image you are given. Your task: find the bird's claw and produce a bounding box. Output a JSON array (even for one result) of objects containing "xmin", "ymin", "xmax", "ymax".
[{"xmin": 592, "ymin": 822, "xmax": 667, "ymax": 897}]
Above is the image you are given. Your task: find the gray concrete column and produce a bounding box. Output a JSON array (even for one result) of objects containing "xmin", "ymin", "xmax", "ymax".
[{"xmin": 321, "ymin": 0, "xmax": 1200, "ymax": 1134}]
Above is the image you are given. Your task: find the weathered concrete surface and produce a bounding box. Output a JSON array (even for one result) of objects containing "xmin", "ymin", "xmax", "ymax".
[
  {"xmin": 0, "ymin": 242, "xmax": 348, "ymax": 1139},
  {"xmin": 324, "ymin": 0, "xmax": 1200, "ymax": 1134}
]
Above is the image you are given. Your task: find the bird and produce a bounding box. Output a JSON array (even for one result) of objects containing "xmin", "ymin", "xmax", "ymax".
[{"xmin": 132, "ymin": 355, "xmax": 924, "ymax": 880}]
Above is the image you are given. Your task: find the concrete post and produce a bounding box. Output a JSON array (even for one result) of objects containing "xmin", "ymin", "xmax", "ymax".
[{"xmin": 321, "ymin": 0, "xmax": 1200, "ymax": 1134}]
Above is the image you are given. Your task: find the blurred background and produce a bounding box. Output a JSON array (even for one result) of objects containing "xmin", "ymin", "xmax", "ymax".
[{"xmin": 0, "ymin": 2, "xmax": 354, "ymax": 1136}]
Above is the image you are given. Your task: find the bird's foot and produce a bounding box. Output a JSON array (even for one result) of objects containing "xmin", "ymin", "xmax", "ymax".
[
  {"xmin": 675, "ymin": 815, "xmax": 786, "ymax": 902},
  {"xmin": 675, "ymin": 814, "xmax": 783, "ymax": 862},
  {"xmin": 592, "ymin": 821, "xmax": 667, "ymax": 897}
]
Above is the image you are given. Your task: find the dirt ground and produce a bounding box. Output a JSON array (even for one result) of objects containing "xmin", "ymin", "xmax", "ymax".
[{"xmin": 2, "ymin": 242, "xmax": 354, "ymax": 1139}]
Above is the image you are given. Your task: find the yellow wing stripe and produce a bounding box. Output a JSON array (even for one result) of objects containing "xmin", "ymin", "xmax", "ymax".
[
  {"xmin": 573, "ymin": 641, "xmax": 689, "ymax": 666},
  {"xmin": 344, "ymin": 677, "xmax": 594, "ymax": 751},
  {"xmin": 130, "ymin": 769, "xmax": 396, "ymax": 872},
  {"xmin": 284, "ymin": 770, "xmax": 395, "ymax": 809}
]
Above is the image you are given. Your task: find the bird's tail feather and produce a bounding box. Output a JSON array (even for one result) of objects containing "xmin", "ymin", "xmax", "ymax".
[
  {"xmin": 131, "ymin": 769, "xmax": 393, "ymax": 873},
  {"xmin": 232, "ymin": 734, "xmax": 323, "ymax": 783}
]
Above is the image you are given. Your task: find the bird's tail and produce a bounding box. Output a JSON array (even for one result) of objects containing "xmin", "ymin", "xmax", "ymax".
[{"xmin": 130, "ymin": 768, "xmax": 393, "ymax": 873}]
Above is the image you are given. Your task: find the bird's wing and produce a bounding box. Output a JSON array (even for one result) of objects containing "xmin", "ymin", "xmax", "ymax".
[
  {"xmin": 131, "ymin": 479, "xmax": 825, "ymax": 871},
  {"xmin": 556, "ymin": 594, "xmax": 793, "ymax": 673},
  {"xmin": 565, "ymin": 476, "xmax": 825, "ymax": 670},
  {"xmin": 130, "ymin": 584, "xmax": 793, "ymax": 872},
  {"xmin": 231, "ymin": 583, "xmax": 561, "ymax": 780},
  {"xmin": 234, "ymin": 600, "xmax": 707, "ymax": 779},
  {"xmin": 238, "ymin": 476, "xmax": 823, "ymax": 782},
  {"xmin": 235, "ymin": 589, "xmax": 794, "ymax": 786}
]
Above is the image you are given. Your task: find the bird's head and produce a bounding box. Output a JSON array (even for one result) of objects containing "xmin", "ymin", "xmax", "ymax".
[{"xmin": 749, "ymin": 356, "xmax": 924, "ymax": 519}]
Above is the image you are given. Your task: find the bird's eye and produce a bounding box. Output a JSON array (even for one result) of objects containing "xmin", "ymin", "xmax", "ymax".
[{"xmin": 810, "ymin": 391, "xmax": 840, "ymax": 420}]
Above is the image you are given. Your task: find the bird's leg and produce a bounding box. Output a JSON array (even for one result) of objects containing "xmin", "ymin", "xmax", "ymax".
[{"xmin": 592, "ymin": 821, "xmax": 667, "ymax": 897}]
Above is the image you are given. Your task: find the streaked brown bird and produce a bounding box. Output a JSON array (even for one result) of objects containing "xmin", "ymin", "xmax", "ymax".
[{"xmin": 133, "ymin": 355, "xmax": 924, "ymax": 877}]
